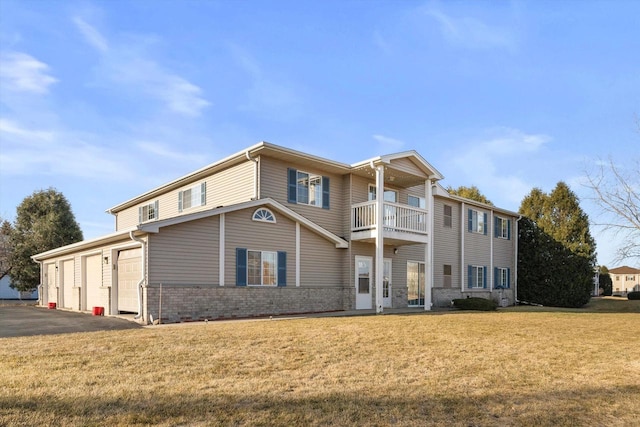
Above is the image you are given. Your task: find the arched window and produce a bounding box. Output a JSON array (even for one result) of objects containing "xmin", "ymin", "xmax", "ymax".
[{"xmin": 252, "ymin": 208, "xmax": 276, "ymax": 223}]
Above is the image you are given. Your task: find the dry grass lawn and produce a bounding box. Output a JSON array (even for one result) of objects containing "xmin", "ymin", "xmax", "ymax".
[{"xmin": 1, "ymin": 299, "xmax": 639, "ymax": 426}]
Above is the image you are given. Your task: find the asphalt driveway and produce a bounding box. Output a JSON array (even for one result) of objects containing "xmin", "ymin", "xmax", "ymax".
[{"xmin": 0, "ymin": 304, "xmax": 141, "ymax": 338}]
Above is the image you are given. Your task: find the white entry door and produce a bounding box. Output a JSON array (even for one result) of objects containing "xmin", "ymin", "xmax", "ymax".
[
  {"xmin": 355, "ymin": 256, "xmax": 372, "ymax": 309},
  {"xmin": 383, "ymin": 259, "xmax": 392, "ymax": 308}
]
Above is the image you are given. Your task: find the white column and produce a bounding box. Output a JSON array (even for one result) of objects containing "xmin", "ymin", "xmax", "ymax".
[
  {"xmin": 425, "ymin": 180, "xmax": 433, "ymax": 311},
  {"xmin": 219, "ymin": 213, "xmax": 225, "ymax": 286},
  {"xmin": 296, "ymin": 222, "xmax": 301, "ymax": 287},
  {"xmin": 490, "ymin": 210, "xmax": 494, "ymax": 291},
  {"xmin": 375, "ymin": 165, "xmax": 385, "ymax": 314},
  {"xmin": 461, "ymin": 202, "xmax": 465, "ymax": 291}
]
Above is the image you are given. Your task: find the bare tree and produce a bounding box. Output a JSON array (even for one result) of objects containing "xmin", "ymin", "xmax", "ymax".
[{"xmin": 585, "ymin": 157, "xmax": 640, "ymax": 262}]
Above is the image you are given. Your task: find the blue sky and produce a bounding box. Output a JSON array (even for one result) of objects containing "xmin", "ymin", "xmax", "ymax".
[{"xmin": 0, "ymin": 0, "xmax": 638, "ymax": 267}]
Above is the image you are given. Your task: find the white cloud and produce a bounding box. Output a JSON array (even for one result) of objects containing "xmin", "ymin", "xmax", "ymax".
[
  {"xmin": 0, "ymin": 52, "xmax": 58, "ymax": 94},
  {"xmin": 72, "ymin": 18, "xmax": 210, "ymax": 117},
  {"xmin": 0, "ymin": 118, "xmax": 54, "ymax": 141},
  {"xmin": 373, "ymin": 134, "xmax": 405, "ymax": 152},
  {"xmin": 422, "ymin": 5, "xmax": 517, "ymax": 51},
  {"xmin": 137, "ymin": 140, "xmax": 206, "ymax": 164},
  {"xmin": 73, "ymin": 17, "xmax": 109, "ymax": 52},
  {"xmin": 446, "ymin": 128, "xmax": 551, "ymax": 208}
]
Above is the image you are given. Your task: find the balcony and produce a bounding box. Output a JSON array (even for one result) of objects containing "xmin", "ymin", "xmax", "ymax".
[{"xmin": 351, "ymin": 201, "xmax": 429, "ymax": 245}]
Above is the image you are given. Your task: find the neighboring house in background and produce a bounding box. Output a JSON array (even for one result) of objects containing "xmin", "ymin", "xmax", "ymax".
[
  {"xmin": 32, "ymin": 142, "xmax": 519, "ymax": 323},
  {"xmin": 0, "ymin": 276, "xmax": 38, "ymax": 300},
  {"xmin": 609, "ymin": 266, "xmax": 640, "ymax": 294}
]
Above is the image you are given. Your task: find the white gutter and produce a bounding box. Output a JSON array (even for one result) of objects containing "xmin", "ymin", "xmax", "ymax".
[
  {"xmin": 246, "ymin": 151, "xmax": 259, "ymax": 200},
  {"xmin": 129, "ymin": 231, "xmax": 146, "ymax": 320}
]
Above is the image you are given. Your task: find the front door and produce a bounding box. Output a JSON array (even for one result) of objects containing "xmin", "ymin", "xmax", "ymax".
[
  {"xmin": 407, "ymin": 261, "xmax": 425, "ymax": 306},
  {"xmin": 383, "ymin": 259, "xmax": 392, "ymax": 308},
  {"xmin": 355, "ymin": 256, "xmax": 372, "ymax": 309}
]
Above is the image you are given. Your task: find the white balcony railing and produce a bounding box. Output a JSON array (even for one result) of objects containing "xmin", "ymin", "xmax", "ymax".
[{"xmin": 351, "ymin": 201, "xmax": 428, "ymax": 235}]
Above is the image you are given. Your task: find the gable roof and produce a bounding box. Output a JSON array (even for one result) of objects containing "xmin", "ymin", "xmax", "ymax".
[{"xmin": 609, "ymin": 266, "xmax": 640, "ymax": 274}]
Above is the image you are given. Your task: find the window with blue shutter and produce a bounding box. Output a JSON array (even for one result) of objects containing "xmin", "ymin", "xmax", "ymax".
[
  {"xmin": 468, "ymin": 265, "xmax": 486, "ymax": 289},
  {"xmin": 483, "ymin": 266, "xmax": 487, "ymax": 288},
  {"xmin": 236, "ymin": 248, "xmax": 247, "ymax": 286},
  {"xmin": 468, "ymin": 209, "xmax": 487, "ymax": 234},
  {"xmin": 467, "ymin": 265, "xmax": 473, "ymax": 289},
  {"xmin": 322, "ymin": 176, "xmax": 330, "ymax": 209},
  {"xmin": 287, "ymin": 167, "xmax": 329, "ymax": 208},
  {"xmin": 287, "ymin": 168, "xmax": 297, "ymax": 203},
  {"xmin": 468, "ymin": 209, "xmax": 473, "ymax": 232}
]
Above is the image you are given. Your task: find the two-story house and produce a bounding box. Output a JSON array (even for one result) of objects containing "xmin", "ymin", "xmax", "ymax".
[
  {"xmin": 32, "ymin": 142, "xmax": 519, "ymax": 323},
  {"xmin": 609, "ymin": 266, "xmax": 640, "ymax": 294}
]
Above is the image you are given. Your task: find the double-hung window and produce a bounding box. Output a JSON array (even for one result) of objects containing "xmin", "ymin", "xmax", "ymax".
[
  {"xmin": 468, "ymin": 209, "xmax": 487, "ymax": 235},
  {"xmin": 495, "ymin": 216, "xmax": 511, "ymax": 239},
  {"xmin": 236, "ymin": 248, "xmax": 286, "ymax": 287},
  {"xmin": 287, "ymin": 168, "xmax": 330, "ymax": 209},
  {"xmin": 468, "ymin": 265, "xmax": 487, "ymax": 289},
  {"xmin": 494, "ymin": 267, "xmax": 511, "ymax": 289},
  {"xmin": 179, "ymin": 182, "xmax": 206, "ymax": 212},
  {"xmin": 139, "ymin": 201, "xmax": 159, "ymax": 223}
]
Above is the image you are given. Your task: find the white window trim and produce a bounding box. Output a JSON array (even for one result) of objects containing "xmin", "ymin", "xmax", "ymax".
[
  {"xmin": 252, "ymin": 208, "xmax": 276, "ymax": 223},
  {"xmin": 297, "ymin": 170, "xmax": 323, "ymax": 207},
  {"xmin": 497, "ymin": 267, "xmax": 509, "ymax": 289},
  {"xmin": 470, "ymin": 265, "xmax": 484, "ymax": 289},
  {"xmin": 139, "ymin": 201, "xmax": 158, "ymax": 223},
  {"xmin": 496, "ymin": 216, "xmax": 509, "ymax": 239},
  {"xmin": 470, "ymin": 209, "xmax": 485, "ymax": 234},
  {"xmin": 179, "ymin": 182, "xmax": 206, "ymax": 212},
  {"xmin": 247, "ymin": 250, "xmax": 278, "ymax": 286},
  {"xmin": 368, "ymin": 184, "xmax": 398, "ymax": 202}
]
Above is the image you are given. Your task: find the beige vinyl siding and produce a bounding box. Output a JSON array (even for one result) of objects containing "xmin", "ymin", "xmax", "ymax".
[
  {"xmin": 299, "ymin": 226, "xmax": 343, "ymax": 286},
  {"xmin": 388, "ymin": 158, "xmax": 427, "ymax": 177},
  {"xmin": 433, "ymin": 198, "xmax": 461, "ymax": 289},
  {"xmin": 259, "ymin": 157, "xmax": 345, "ymax": 236},
  {"xmin": 148, "ymin": 217, "xmax": 219, "ymax": 285},
  {"xmin": 224, "ymin": 208, "xmax": 296, "ymax": 287},
  {"xmin": 115, "ymin": 161, "xmax": 255, "ymax": 231},
  {"xmin": 464, "ymin": 206, "xmax": 492, "ymax": 268}
]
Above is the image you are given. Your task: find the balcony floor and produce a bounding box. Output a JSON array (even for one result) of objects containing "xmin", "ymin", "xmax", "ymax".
[{"xmin": 351, "ymin": 228, "xmax": 429, "ymax": 246}]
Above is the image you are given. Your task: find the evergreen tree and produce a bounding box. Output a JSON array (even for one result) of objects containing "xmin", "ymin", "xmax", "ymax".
[
  {"xmin": 9, "ymin": 188, "xmax": 83, "ymax": 292},
  {"xmin": 518, "ymin": 182, "xmax": 596, "ymax": 307},
  {"xmin": 446, "ymin": 185, "xmax": 493, "ymax": 205}
]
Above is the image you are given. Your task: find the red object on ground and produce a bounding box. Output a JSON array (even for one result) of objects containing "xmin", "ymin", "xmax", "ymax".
[
  {"xmin": 92, "ymin": 306, "xmax": 104, "ymax": 316},
  {"xmin": 48, "ymin": 302, "xmax": 56, "ymax": 309}
]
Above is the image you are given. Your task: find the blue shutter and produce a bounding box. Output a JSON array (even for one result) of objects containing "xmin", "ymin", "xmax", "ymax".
[
  {"xmin": 178, "ymin": 191, "xmax": 183, "ymax": 212},
  {"xmin": 277, "ymin": 251, "xmax": 286, "ymax": 287},
  {"xmin": 287, "ymin": 168, "xmax": 297, "ymax": 203},
  {"xmin": 468, "ymin": 209, "xmax": 473, "ymax": 232},
  {"xmin": 483, "ymin": 266, "xmax": 487, "ymax": 288},
  {"xmin": 494, "ymin": 217, "xmax": 499, "ymax": 238},
  {"xmin": 467, "ymin": 265, "xmax": 473, "ymax": 289},
  {"xmin": 507, "ymin": 267, "xmax": 511, "ymax": 288},
  {"xmin": 236, "ymin": 248, "xmax": 247, "ymax": 286},
  {"xmin": 322, "ymin": 176, "xmax": 330, "ymax": 209},
  {"xmin": 494, "ymin": 267, "xmax": 499, "ymax": 288},
  {"xmin": 201, "ymin": 182, "xmax": 207, "ymax": 206},
  {"xmin": 507, "ymin": 219, "xmax": 511, "ymax": 240},
  {"xmin": 483, "ymin": 213, "xmax": 488, "ymax": 235}
]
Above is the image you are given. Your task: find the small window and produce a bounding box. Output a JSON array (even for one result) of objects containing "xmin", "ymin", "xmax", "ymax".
[
  {"xmin": 139, "ymin": 201, "xmax": 158, "ymax": 223},
  {"xmin": 444, "ymin": 205, "xmax": 452, "ymax": 228},
  {"xmin": 495, "ymin": 216, "xmax": 511, "ymax": 239},
  {"xmin": 468, "ymin": 209, "xmax": 487, "ymax": 235},
  {"xmin": 288, "ymin": 168, "xmax": 329, "ymax": 209},
  {"xmin": 252, "ymin": 208, "xmax": 276, "ymax": 223},
  {"xmin": 179, "ymin": 182, "xmax": 206, "ymax": 212},
  {"xmin": 626, "ymin": 275, "xmax": 635, "ymax": 281},
  {"xmin": 408, "ymin": 195, "xmax": 426, "ymax": 209},
  {"xmin": 369, "ymin": 185, "xmax": 398, "ymax": 202},
  {"xmin": 495, "ymin": 267, "xmax": 510, "ymax": 289},
  {"xmin": 443, "ymin": 264, "xmax": 452, "ymax": 288},
  {"xmin": 468, "ymin": 265, "xmax": 486, "ymax": 289}
]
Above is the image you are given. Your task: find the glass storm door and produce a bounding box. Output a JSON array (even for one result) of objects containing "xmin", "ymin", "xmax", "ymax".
[
  {"xmin": 355, "ymin": 256, "xmax": 373, "ymax": 309},
  {"xmin": 407, "ymin": 261, "xmax": 425, "ymax": 306},
  {"xmin": 383, "ymin": 259, "xmax": 392, "ymax": 308}
]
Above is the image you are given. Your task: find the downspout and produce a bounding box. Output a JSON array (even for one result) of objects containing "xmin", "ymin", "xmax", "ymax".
[
  {"xmin": 129, "ymin": 230, "xmax": 146, "ymax": 320},
  {"xmin": 246, "ymin": 151, "xmax": 259, "ymax": 200},
  {"xmin": 514, "ymin": 215, "xmax": 522, "ymax": 304}
]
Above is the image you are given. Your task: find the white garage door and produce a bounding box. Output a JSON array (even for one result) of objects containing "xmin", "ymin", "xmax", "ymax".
[
  {"xmin": 118, "ymin": 248, "xmax": 141, "ymax": 313},
  {"xmin": 46, "ymin": 263, "xmax": 57, "ymax": 304},
  {"xmin": 85, "ymin": 254, "xmax": 102, "ymax": 310},
  {"xmin": 61, "ymin": 260, "xmax": 74, "ymax": 309}
]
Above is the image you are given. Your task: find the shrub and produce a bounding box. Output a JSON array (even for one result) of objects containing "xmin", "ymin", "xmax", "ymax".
[
  {"xmin": 628, "ymin": 291, "xmax": 640, "ymax": 300},
  {"xmin": 452, "ymin": 297, "xmax": 498, "ymax": 311}
]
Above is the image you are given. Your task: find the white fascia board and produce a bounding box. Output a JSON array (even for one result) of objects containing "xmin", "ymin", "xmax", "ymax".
[{"xmin": 31, "ymin": 227, "xmax": 139, "ymax": 261}]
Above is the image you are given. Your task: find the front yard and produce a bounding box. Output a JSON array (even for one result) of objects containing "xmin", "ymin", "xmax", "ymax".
[{"xmin": 1, "ymin": 300, "xmax": 639, "ymax": 426}]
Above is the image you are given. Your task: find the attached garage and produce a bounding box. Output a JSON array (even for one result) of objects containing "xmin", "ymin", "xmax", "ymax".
[
  {"xmin": 117, "ymin": 248, "xmax": 141, "ymax": 313},
  {"xmin": 61, "ymin": 259, "xmax": 74, "ymax": 309},
  {"xmin": 84, "ymin": 254, "xmax": 102, "ymax": 311}
]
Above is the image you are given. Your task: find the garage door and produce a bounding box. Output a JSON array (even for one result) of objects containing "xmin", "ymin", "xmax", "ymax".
[
  {"xmin": 85, "ymin": 254, "xmax": 102, "ymax": 310},
  {"xmin": 118, "ymin": 248, "xmax": 141, "ymax": 313},
  {"xmin": 61, "ymin": 260, "xmax": 74, "ymax": 309},
  {"xmin": 46, "ymin": 263, "xmax": 57, "ymax": 304}
]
